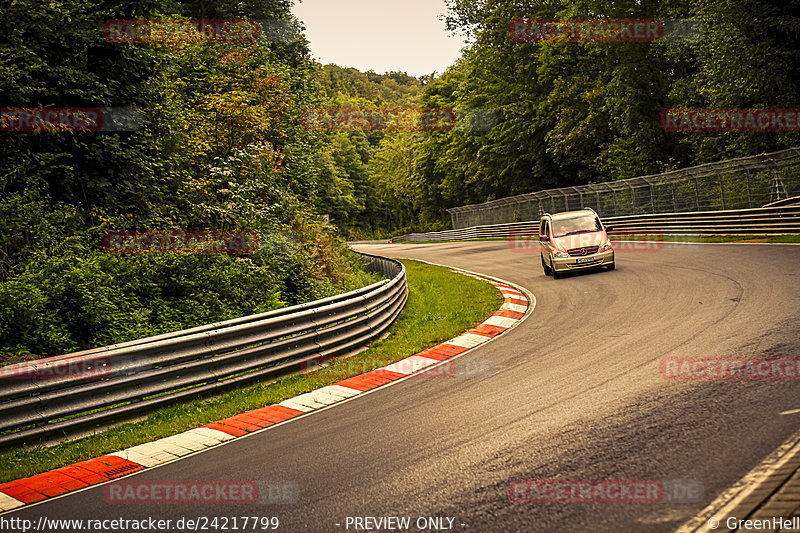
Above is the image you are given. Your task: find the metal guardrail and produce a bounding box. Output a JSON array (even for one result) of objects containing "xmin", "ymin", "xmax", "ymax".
[
  {"xmin": 446, "ymin": 147, "xmax": 800, "ymax": 228},
  {"xmin": 763, "ymin": 195, "xmax": 800, "ymax": 207},
  {"xmin": 0, "ymin": 253, "xmax": 407, "ymax": 448},
  {"xmin": 391, "ymin": 205, "xmax": 800, "ymax": 242}
]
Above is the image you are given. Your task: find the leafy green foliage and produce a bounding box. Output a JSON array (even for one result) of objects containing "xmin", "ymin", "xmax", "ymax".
[
  {"xmin": 310, "ymin": 64, "xmax": 428, "ymax": 237},
  {"xmin": 0, "ymin": 0, "xmax": 377, "ymax": 358},
  {"xmin": 411, "ymin": 0, "xmax": 800, "ymax": 226}
]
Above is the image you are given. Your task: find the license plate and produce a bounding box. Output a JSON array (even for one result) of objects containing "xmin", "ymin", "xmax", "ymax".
[{"xmin": 576, "ymin": 257, "xmax": 594, "ymax": 264}]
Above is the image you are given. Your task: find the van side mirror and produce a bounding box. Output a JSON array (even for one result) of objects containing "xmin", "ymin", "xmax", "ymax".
[{"xmin": 539, "ymin": 234, "xmax": 549, "ymax": 242}]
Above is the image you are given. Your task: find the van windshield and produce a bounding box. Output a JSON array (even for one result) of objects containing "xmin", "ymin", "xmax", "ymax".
[{"xmin": 552, "ymin": 214, "xmax": 603, "ymax": 238}]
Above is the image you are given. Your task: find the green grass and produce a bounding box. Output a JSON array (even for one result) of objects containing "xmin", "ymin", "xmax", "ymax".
[
  {"xmin": 763, "ymin": 235, "xmax": 800, "ymax": 243},
  {"xmin": 0, "ymin": 260, "xmax": 502, "ymax": 483}
]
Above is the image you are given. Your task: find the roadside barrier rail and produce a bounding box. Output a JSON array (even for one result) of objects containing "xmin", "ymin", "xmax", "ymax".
[
  {"xmin": 0, "ymin": 253, "xmax": 407, "ymax": 448},
  {"xmin": 391, "ymin": 205, "xmax": 800, "ymax": 242}
]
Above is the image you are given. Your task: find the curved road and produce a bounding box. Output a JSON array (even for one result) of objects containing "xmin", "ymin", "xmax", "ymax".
[{"xmin": 10, "ymin": 241, "xmax": 800, "ymax": 532}]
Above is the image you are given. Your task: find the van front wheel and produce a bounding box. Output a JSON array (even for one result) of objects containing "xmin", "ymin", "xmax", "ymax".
[{"xmin": 541, "ymin": 255, "xmax": 552, "ymax": 276}]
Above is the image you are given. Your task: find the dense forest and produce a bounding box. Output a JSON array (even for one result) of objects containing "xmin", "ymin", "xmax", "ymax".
[
  {"xmin": 311, "ymin": 65, "xmax": 425, "ymax": 238},
  {"xmin": 2, "ymin": 0, "xmax": 799, "ymax": 357},
  {"xmin": 315, "ymin": 0, "xmax": 800, "ymax": 233},
  {"xmin": 0, "ymin": 0, "xmax": 379, "ymax": 359}
]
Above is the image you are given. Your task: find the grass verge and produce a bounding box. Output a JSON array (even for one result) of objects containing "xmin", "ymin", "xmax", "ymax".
[{"xmin": 0, "ymin": 259, "xmax": 503, "ymax": 483}]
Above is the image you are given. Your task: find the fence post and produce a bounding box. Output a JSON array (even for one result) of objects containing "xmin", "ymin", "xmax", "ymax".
[
  {"xmin": 671, "ymin": 182, "xmax": 678, "ymax": 212},
  {"xmin": 745, "ymin": 169, "xmax": 753, "ymax": 208},
  {"xmin": 694, "ymin": 178, "xmax": 701, "ymax": 210},
  {"xmin": 718, "ymin": 171, "xmax": 727, "ymax": 210},
  {"xmin": 771, "ymin": 169, "xmax": 788, "ymax": 202},
  {"xmin": 629, "ymin": 184, "xmax": 637, "ymax": 213}
]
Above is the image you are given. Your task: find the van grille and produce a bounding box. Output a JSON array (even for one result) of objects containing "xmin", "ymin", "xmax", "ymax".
[{"xmin": 567, "ymin": 246, "xmax": 599, "ymax": 256}]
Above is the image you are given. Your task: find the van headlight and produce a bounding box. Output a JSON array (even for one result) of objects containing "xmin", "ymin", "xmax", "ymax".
[
  {"xmin": 553, "ymin": 249, "xmax": 570, "ymax": 258},
  {"xmin": 599, "ymin": 239, "xmax": 613, "ymax": 252}
]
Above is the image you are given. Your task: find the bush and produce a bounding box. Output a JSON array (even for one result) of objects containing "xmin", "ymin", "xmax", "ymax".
[{"xmin": 0, "ymin": 225, "xmax": 380, "ymax": 359}]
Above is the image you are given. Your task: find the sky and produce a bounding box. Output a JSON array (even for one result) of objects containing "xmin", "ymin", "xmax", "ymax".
[{"xmin": 291, "ymin": 0, "xmax": 468, "ymax": 77}]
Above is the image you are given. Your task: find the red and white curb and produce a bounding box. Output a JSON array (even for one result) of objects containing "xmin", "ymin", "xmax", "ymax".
[{"xmin": 0, "ymin": 266, "xmax": 532, "ymax": 514}]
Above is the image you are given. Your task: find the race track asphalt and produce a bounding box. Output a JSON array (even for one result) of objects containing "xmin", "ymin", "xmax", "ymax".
[{"xmin": 10, "ymin": 241, "xmax": 800, "ymax": 533}]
